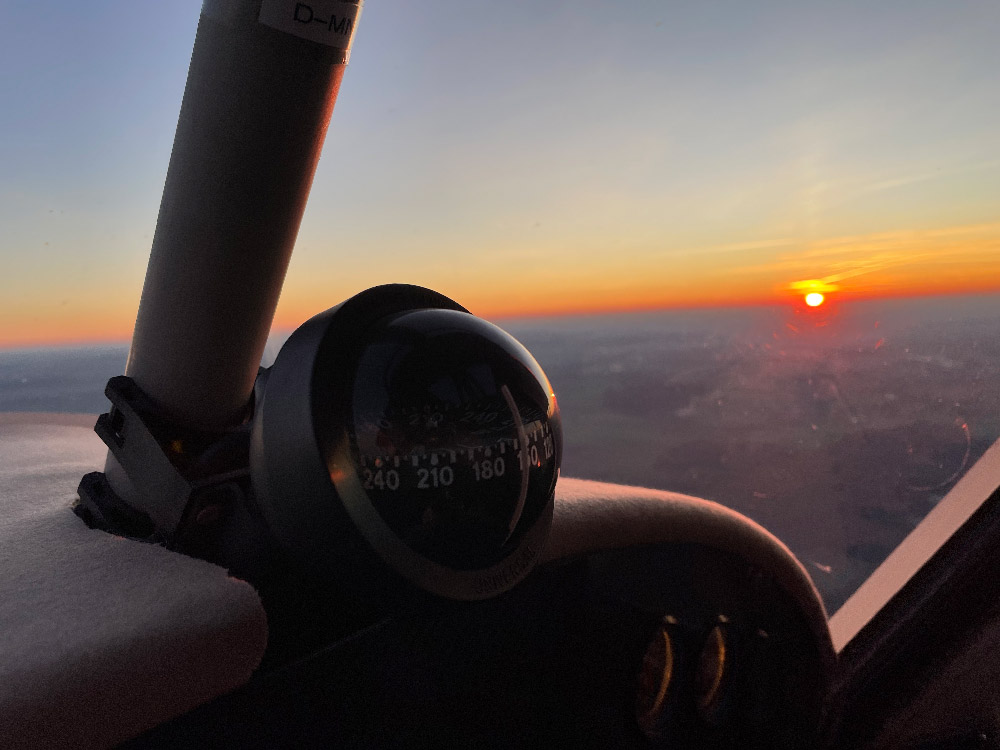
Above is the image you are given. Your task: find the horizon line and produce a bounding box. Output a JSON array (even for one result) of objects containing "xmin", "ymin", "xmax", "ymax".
[{"xmin": 3, "ymin": 286, "xmax": 1000, "ymax": 352}]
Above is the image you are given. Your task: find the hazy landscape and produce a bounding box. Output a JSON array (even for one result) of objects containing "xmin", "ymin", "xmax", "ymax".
[{"xmin": 3, "ymin": 293, "xmax": 999, "ymax": 613}]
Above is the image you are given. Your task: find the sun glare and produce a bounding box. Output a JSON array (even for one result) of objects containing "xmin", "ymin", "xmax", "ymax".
[{"xmin": 805, "ymin": 292, "xmax": 825, "ymax": 307}]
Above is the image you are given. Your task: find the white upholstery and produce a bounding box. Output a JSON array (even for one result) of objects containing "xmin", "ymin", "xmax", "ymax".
[{"xmin": 0, "ymin": 414, "xmax": 268, "ymax": 749}]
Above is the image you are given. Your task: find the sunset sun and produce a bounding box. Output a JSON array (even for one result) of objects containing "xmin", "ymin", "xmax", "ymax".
[{"xmin": 805, "ymin": 292, "xmax": 825, "ymax": 307}]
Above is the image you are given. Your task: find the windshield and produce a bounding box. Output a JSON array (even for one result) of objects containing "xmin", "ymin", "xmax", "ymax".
[{"xmin": 2, "ymin": 0, "xmax": 999, "ymax": 614}]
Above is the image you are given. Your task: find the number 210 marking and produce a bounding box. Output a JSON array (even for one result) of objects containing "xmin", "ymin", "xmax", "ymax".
[{"xmin": 417, "ymin": 466, "xmax": 454, "ymax": 488}]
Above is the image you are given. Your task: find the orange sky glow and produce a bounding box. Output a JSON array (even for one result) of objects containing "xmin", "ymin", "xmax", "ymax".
[
  {"xmin": 4, "ymin": 221, "xmax": 998, "ymax": 349},
  {"xmin": 274, "ymin": 220, "xmax": 1000, "ymax": 326}
]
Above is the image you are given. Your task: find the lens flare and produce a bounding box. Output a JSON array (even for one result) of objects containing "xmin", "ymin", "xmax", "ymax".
[{"xmin": 805, "ymin": 292, "xmax": 825, "ymax": 307}]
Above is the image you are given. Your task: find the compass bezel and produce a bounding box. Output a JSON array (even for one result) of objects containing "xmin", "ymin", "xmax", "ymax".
[{"xmin": 250, "ymin": 284, "xmax": 558, "ymax": 600}]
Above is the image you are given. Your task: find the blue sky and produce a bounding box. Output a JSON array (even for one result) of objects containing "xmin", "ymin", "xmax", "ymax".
[{"xmin": 1, "ymin": 0, "xmax": 999, "ymax": 345}]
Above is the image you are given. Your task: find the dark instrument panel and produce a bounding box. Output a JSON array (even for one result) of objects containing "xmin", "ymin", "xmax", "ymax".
[{"xmin": 125, "ymin": 542, "xmax": 829, "ymax": 749}]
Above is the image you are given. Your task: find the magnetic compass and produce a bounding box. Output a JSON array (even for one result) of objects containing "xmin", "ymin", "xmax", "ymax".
[{"xmin": 251, "ymin": 285, "xmax": 562, "ymax": 599}]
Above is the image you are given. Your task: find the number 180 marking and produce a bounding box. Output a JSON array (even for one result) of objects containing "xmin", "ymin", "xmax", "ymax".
[{"xmin": 472, "ymin": 457, "xmax": 506, "ymax": 481}]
